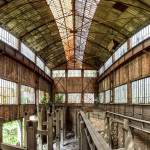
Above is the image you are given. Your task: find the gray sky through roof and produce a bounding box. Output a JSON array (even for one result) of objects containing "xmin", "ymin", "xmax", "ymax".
[{"xmin": 46, "ymin": 0, "xmax": 100, "ymax": 67}]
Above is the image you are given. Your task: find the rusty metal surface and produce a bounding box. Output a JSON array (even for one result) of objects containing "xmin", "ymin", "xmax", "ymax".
[
  {"xmin": 0, "ymin": 40, "xmax": 53, "ymax": 84},
  {"xmin": 97, "ymin": 38, "xmax": 150, "ymax": 83},
  {"xmin": 0, "ymin": 104, "xmax": 36, "ymax": 122},
  {"xmin": 0, "ymin": 0, "xmax": 66, "ymax": 68},
  {"xmin": 85, "ymin": 0, "xmax": 150, "ymax": 68},
  {"xmin": 0, "ymin": 0, "xmax": 150, "ymax": 69}
]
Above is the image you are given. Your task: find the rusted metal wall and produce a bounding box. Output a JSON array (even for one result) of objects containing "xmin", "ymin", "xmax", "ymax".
[
  {"xmin": 0, "ymin": 55, "xmax": 36, "ymax": 87},
  {"xmin": 98, "ymin": 47, "xmax": 150, "ymax": 104},
  {"xmin": 97, "ymin": 40, "xmax": 150, "ymax": 149},
  {"xmin": 99, "ymin": 52, "xmax": 150, "ymax": 91},
  {"xmin": 53, "ymin": 61, "xmax": 97, "ymax": 102},
  {"xmin": 0, "ymin": 47, "xmax": 52, "ymax": 121},
  {"xmin": 0, "ymin": 105, "xmax": 36, "ymax": 122},
  {"xmin": 0, "ymin": 55, "xmax": 50, "ymax": 91},
  {"xmin": 54, "ymin": 77, "xmax": 96, "ymax": 93},
  {"xmin": 99, "ymin": 76, "xmax": 110, "ymax": 92}
]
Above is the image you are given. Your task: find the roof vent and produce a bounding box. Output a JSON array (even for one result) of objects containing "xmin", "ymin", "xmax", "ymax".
[{"xmin": 113, "ymin": 2, "xmax": 128, "ymax": 12}]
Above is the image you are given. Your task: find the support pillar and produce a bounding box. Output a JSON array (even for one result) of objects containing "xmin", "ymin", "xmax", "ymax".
[
  {"xmin": 23, "ymin": 112, "xmax": 29, "ymax": 147},
  {"xmin": 104, "ymin": 116, "xmax": 111, "ymax": 145},
  {"xmin": 60, "ymin": 108, "xmax": 64, "ymax": 144},
  {"xmin": 47, "ymin": 112, "xmax": 53, "ymax": 150},
  {"xmin": 127, "ymin": 81, "xmax": 132, "ymax": 104},
  {"xmin": 17, "ymin": 120, "xmax": 23, "ymax": 147},
  {"xmin": 111, "ymin": 121, "xmax": 119, "ymax": 149},
  {"xmin": 123, "ymin": 119, "xmax": 134, "ymax": 150},
  {"xmin": 26, "ymin": 120, "xmax": 37, "ymax": 150},
  {"xmin": 80, "ymin": 121, "xmax": 90, "ymax": 150},
  {"xmin": 56, "ymin": 109, "xmax": 60, "ymax": 150},
  {"xmin": 73, "ymin": 109, "xmax": 77, "ymax": 139},
  {"xmin": 65, "ymin": 69, "xmax": 68, "ymax": 103},
  {"xmin": 110, "ymin": 73, "xmax": 115, "ymax": 103},
  {"xmin": 0, "ymin": 119, "xmax": 3, "ymax": 150},
  {"xmin": 77, "ymin": 113, "xmax": 80, "ymax": 139},
  {"xmin": 63, "ymin": 107, "xmax": 66, "ymax": 141},
  {"xmin": 81, "ymin": 69, "xmax": 84, "ymax": 104},
  {"xmin": 37, "ymin": 106, "xmax": 42, "ymax": 150}
]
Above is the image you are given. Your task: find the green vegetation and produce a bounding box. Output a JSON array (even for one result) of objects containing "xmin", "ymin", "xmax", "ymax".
[
  {"xmin": 55, "ymin": 94, "xmax": 64, "ymax": 103},
  {"xmin": 41, "ymin": 95, "xmax": 50, "ymax": 110},
  {"xmin": 40, "ymin": 95, "xmax": 47, "ymax": 104},
  {"xmin": 3, "ymin": 121, "xmax": 19, "ymax": 145}
]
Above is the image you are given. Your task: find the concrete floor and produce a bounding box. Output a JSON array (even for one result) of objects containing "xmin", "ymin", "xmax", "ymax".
[
  {"xmin": 39, "ymin": 138, "xmax": 79, "ymax": 150},
  {"xmin": 53, "ymin": 138, "xmax": 79, "ymax": 150}
]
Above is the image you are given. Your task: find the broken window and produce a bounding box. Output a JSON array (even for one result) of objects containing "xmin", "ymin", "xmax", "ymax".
[
  {"xmin": 68, "ymin": 70, "xmax": 81, "ymax": 77},
  {"xmin": 99, "ymin": 66, "xmax": 104, "ymax": 76},
  {"xmin": 131, "ymin": 25, "xmax": 150, "ymax": 48},
  {"xmin": 21, "ymin": 43, "xmax": 35, "ymax": 62},
  {"xmin": 55, "ymin": 93, "xmax": 66, "ymax": 103},
  {"xmin": 104, "ymin": 57, "xmax": 113, "ymax": 71},
  {"xmin": 0, "ymin": 78, "xmax": 17, "ymax": 104},
  {"xmin": 21, "ymin": 85, "xmax": 35, "ymax": 104},
  {"xmin": 84, "ymin": 93, "xmax": 94, "ymax": 103},
  {"xmin": 68, "ymin": 93, "xmax": 81, "ymax": 103},
  {"xmin": 38, "ymin": 90, "xmax": 49, "ymax": 104},
  {"xmin": 105, "ymin": 90, "xmax": 112, "ymax": 103},
  {"xmin": 45, "ymin": 66, "xmax": 51, "ymax": 77},
  {"xmin": 98, "ymin": 24, "xmax": 150, "ymax": 76},
  {"xmin": 52, "ymin": 70, "xmax": 65, "ymax": 78},
  {"xmin": 36, "ymin": 57, "xmax": 45, "ymax": 71},
  {"xmin": 0, "ymin": 27, "xmax": 19, "ymax": 50},
  {"xmin": 3, "ymin": 120, "xmax": 21, "ymax": 145},
  {"xmin": 114, "ymin": 42, "xmax": 128, "ymax": 61},
  {"xmin": 114, "ymin": 84, "xmax": 127, "ymax": 103},
  {"xmin": 132, "ymin": 77, "xmax": 150, "ymax": 104},
  {"xmin": 99, "ymin": 92, "xmax": 104, "ymax": 103},
  {"xmin": 84, "ymin": 70, "xmax": 97, "ymax": 77}
]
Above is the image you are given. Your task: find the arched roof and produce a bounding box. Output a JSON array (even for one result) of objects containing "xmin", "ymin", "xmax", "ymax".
[{"xmin": 0, "ymin": 0, "xmax": 150, "ymax": 69}]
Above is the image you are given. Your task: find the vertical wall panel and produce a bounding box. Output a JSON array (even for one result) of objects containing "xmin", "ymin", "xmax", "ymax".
[{"xmin": 142, "ymin": 54, "xmax": 150, "ymax": 76}]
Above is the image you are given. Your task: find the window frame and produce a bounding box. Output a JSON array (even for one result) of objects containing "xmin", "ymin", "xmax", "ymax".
[{"xmin": 68, "ymin": 70, "xmax": 81, "ymax": 77}]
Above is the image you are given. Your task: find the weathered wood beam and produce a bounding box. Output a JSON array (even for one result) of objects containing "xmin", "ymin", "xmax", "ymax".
[
  {"xmin": 47, "ymin": 113, "xmax": 53, "ymax": 150},
  {"xmin": 56, "ymin": 109, "xmax": 60, "ymax": 150},
  {"xmin": 0, "ymin": 41, "xmax": 53, "ymax": 83},
  {"xmin": 0, "ymin": 120, "xmax": 3, "ymax": 150},
  {"xmin": 26, "ymin": 121, "xmax": 37, "ymax": 150},
  {"xmin": 1, "ymin": 144, "xmax": 26, "ymax": 150}
]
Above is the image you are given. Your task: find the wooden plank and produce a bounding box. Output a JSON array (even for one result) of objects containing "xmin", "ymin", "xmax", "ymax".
[
  {"xmin": 1, "ymin": 143, "xmax": 26, "ymax": 150},
  {"xmin": 26, "ymin": 121, "xmax": 37, "ymax": 150},
  {"xmin": 80, "ymin": 111, "xmax": 111, "ymax": 150},
  {"xmin": 37, "ymin": 129, "xmax": 48, "ymax": 135},
  {"xmin": 47, "ymin": 113, "xmax": 53, "ymax": 150}
]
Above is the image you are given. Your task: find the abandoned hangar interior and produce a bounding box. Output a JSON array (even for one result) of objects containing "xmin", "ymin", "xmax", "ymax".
[{"xmin": 0, "ymin": 0, "xmax": 150, "ymax": 149}]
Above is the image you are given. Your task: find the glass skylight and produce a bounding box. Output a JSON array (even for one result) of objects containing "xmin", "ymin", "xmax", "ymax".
[
  {"xmin": 75, "ymin": 0, "xmax": 100, "ymax": 62},
  {"xmin": 36, "ymin": 57, "xmax": 45, "ymax": 71},
  {"xmin": 47, "ymin": 0, "xmax": 74, "ymax": 61},
  {"xmin": 46, "ymin": 0, "xmax": 100, "ymax": 66},
  {"xmin": 21, "ymin": 43, "xmax": 35, "ymax": 62}
]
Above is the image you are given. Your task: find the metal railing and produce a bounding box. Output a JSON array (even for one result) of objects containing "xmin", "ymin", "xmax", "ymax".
[{"xmin": 106, "ymin": 111, "xmax": 150, "ymax": 134}]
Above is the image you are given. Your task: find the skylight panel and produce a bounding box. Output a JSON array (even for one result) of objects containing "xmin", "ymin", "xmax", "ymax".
[
  {"xmin": 36, "ymin": 57, "xmax": 45, "ymax": 71},
  {"xmin": 47, "ymin": 0, "xmax": 100, "ymax": 66},
  {"xmin": 0, "ymin": 27, "xmax": 19, "ymax": 50},
  {"xmin": 75, "ymin": 0, "xmax": 100, "ymax": 62},
  {"xmin": 47, "ymin": 0, "xmax": 74, "ymax": 61},
  {"xmin": 21, "ymin": 43, "xmax": 35, "ymax": 62}
]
